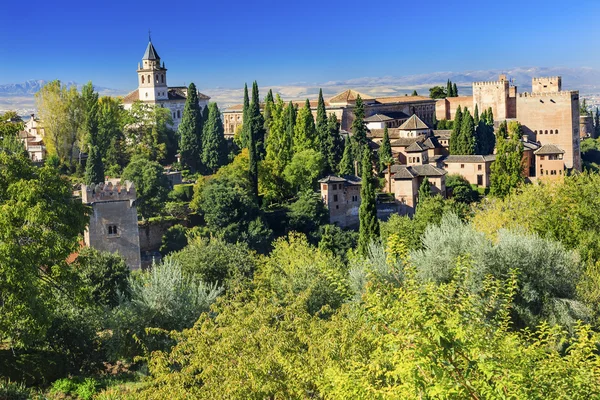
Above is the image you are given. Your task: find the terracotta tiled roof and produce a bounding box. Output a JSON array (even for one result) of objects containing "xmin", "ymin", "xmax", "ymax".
[
  {"xmin": 364, "ymin": 111, "xmax": 410, "ymax": 122},
  {"xmin": 319, "ymin": 175, "xmax": 362, "ymax": 185},
  {"xmin": 122, "ymin": 89, "xmax": 139, "ymax": 104},
  {"xmin": 535, "ymin": 144, "xmax": 565, "ymax": 155},
  {"xmin": 406, "ymin": 141, "xmax": 428, "ymax": 153},
  {"xmin": 389, "ymin": 136, "xmax": 426, "ymax": 147},
  {"xmin": 443, "ymin": 155, "xmax": 496, "ymax": 163},
  {"xmin": 329, "ymin": 89, "xmax": 373, "ymax": 104},
  {"xmin": 399, "ymin": 114, "xmax": 429, "ymax": 130},
  {"xmin": 374, "ymin": 95, "xmax": 434, "ymax": 104},
  {"xmin": 368, "ymin": 128, "xmax": 402, "ymax": 139}
]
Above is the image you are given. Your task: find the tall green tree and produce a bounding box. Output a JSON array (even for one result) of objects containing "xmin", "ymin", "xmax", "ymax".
[
  {"xmin": 417, "ymin": 177, "xmax": 432, "ymax": 205},
  {"xmin": 378, "ymin": 127, "xmax": 393, "ymax": 172},
  {"xmin": 98, "ymin": 96, "xmax": 127, "ymax": 171},
  {"xmin": 178, "ymin": 83, "xmax": 203, "ymax": 172},
  {"xmin": 265, "ymin": 95, "xmax": 291, "ymax": 172},
  {"xmin": 122, "ymin": 157, "xmax": 170, "ymax": 218},
  {"xmin": 327, "ymin": 113, "xmax": 344, "ymax": 171},
  {"xmin": 316, "ymin": 89, "xmax": 334, "ymax": 173},
  {"xmin": 294, "ymin": 99, "xmax": 317, "ymax": 153},
  {"xmin": 247, "ymin": 82, "xmax": 264, "ymax": 201},
  {"xmin": 411, "ymin": 90, "xmax": 418, "ymax": 96},
  {"xmin": 263, "ymin": 90, "xmax": 274, "ymax": 134},
  {"xmin": 338, "ymin": 136, "xmax": 354, "ymax": 175},
  {"xmin": 595, "ymin": 108, "xmax": 600, "ymax": 139},
  {"xmin": 452, "ymin": 83, "xmax": 458, "ymax": 97},
  {"xmin": 81, "ymin": 82, "xmax": 99, "ymax": 149},
  {"xmin": 351, "ymin": 95, "xmax": 367, "ymax": 160},
  {"xmin": 358, "ymin": 148, "xmax": 379, "ymax": 256},
  {"xmin": 84, "ymin": 145, "xmax": 104, "ymax": 185},
  {"xmin": 474, "ymin": 104, "xmax": 479, "ymax": 125},
  {"xmin": 449, "ymin": 105, "xmax": 463, "ymax": 155},
  {"xmin": 202, "ymin": 103, "xmax": 227, "ymax": 174},
  {"xmin": 457, "ymin": 109, "xmax": 476, "ymax": 155},
  {"xmin": 238, "ymin": 84, "xmax": 250, "ymax": 149},
  {"xmin": 490, "ymin": 121, "xmax": 524, "ymax": 198},
  {"xmin": 446, "ymin": 79, "xmax": 452, "ymax": 98}
]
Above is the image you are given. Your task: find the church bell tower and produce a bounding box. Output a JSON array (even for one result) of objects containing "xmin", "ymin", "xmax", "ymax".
[{"xmin": 137, "ymin": 36, "xmax": 168, "ymax": 103}]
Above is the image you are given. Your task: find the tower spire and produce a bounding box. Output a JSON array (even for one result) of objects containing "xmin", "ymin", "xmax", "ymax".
[{"xmin": 148, "ymin": 29, "xmax": 151, "ymax": 42}]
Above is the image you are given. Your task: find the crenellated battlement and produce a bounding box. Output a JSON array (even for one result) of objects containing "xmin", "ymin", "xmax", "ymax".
[
  {"xmin": 533, "ymin": 76, "xmax": 560, "ymax": 82},
  {"xmin": 82, "ymin": 181, "xmax": 136, "ymax": 203},
  {"xmin": 473, "ymin": 80, "xmax": 509, "ymax": 87},
  {"xmin": 518, "ymin": 90, "xmax": 578, "ymax": 98}
]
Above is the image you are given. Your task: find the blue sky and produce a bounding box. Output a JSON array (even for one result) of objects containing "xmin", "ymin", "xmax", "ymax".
[{"xmin": 1, "ymin": 0, "xmax": 599, "ymax": 91}]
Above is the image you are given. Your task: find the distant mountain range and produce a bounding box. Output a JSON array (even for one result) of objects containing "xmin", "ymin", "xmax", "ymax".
[{"xmin": 2, "ymin": 67, "xmax": 600, "ymax": 115}]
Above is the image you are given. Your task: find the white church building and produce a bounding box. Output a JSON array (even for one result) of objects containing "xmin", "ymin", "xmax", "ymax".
[{"xmin": 122, "ymin": 39, "xmax": 210, "ymax": 128}]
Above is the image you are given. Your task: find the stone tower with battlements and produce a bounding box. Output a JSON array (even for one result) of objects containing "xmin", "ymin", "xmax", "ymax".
[
  {"xmin": 137, "ymin": 38, "xmax": 169, "ymax": 103},
  {"xmin": 82, "ymin": 181, "xmax": 141, "ymax": 270}
]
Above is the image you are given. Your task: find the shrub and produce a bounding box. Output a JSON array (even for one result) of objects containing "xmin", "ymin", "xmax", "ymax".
[
  {"xmin": 160, "ymin": 224, "xmax": 188, "ymax": 255},
  {"xmin": 0, "ymin": 379, "xmax": 31, "ymax": 400}
]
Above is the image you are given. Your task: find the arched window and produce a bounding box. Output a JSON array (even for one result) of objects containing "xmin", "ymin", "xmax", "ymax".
[
  {"xmin": 550, "ymin": 130, "xmax": 553, "ymax": 134},
  {"xmin": 177, "ymin": 110, "xmax": 181, "ymax": 119},
  {"xmin": 556, "ymin": 129, "xmax": 559, "ymax": 134},
  {"xmin": 155, "ymin": 74, "xmax": 159, "ymax": 83},
  {"xmin": 145, "ymin": 92, "xmax": 148, "ymax": 98},
  {"xmin": 534, "ymin": 130, "xmax": 537, "ymax": 134},
  {"xmin": 161, "ymin": 74, "xmax": 164, "ymax": 83},
  {"xmin": 141, "ymin": 76, "xmax": 145, "ymax": 84},
  {"xmin": 147, "ymin": 75, "xmax": 151, "ymax": 83},
  {"xmin": 545, "ymin": 130, "xmax": 548, "ymax": 135}
]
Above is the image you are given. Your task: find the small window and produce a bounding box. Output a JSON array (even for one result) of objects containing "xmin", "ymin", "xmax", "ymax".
[
  {"xmin": 550, "ymin": 130, "xmax": 554, "ymax": 134},
  {"xmin": 107, "ymin": 225, "xmax": 118, "ymax": 236},
  {"xmin": 142, "ymin": 76, "xmax": 145, "ymax": 84},
  {"xmin": 161, "ymin": 74, "xmax": 164, "ymax": 83},
  {"xmin": 545, "ymin": 130, "xmax": 548, "ymax": 135},
  {"xmin": 478, "ymin": 164, "xmax": 482, "ymax": 171},
  {"xmin": 461, "ymin": 164, "xmax": 464, "ymax": 168},
  {"xmin": 559, "ymin": 170, "xmax": 562, "ymax": 175},
  {"xmin": 556, "ymin": 129, "xmax": 559, "ymax": 134},
  {"xmin": 177, "ymin": 110, "xmax": 181, "ymax": 119},
  {"xmin": 540, "ymin": 169, "xmax": 544, "ymax": 175},
  {"xmin": 323, "ymin": 184, "xmax": 328, "ymax": 190},
  {"xmin": 333, "ymin": 194, "xmax": 338, "ymax": 202}
]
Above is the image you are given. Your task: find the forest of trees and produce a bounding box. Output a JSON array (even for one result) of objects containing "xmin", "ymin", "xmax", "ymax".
[{"xmin": 1, "ymin": 79, "xmax": 600, "ymax": 398}]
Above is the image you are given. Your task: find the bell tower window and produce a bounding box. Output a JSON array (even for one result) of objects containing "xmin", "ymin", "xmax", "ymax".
[
  {"xmin": 141, "ymin": 76, "xmax": 145, "ymax": 84},
  {"xmin": 161, "ymin": 74, "xmax": 164, "ymax": 83}
]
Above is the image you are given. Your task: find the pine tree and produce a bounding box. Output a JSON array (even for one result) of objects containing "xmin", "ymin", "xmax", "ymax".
[
  {"xmin": 328, "ymin": 113, "xmax": 344, "ymax": 172},
  {"xmin": 459, "ymin": 109, "xmax": 476, "ymax": 155},
  {"xmin": 84, "ymin": 145, "xmax": 104, "ymax": 185},
  {"xmin": 412, "ymin": 90, "xmax": 418, "ymax": 96},
  {"xmin": 358, "ymin": 147, "xmax": 379, "ymax": 256},
  {"xmin": 338, "ymin": 136, "xmax": 354, "ymax": 175},
  {"xmin": 452, "ymin": 83, "xmax": 458, "ymax": 97},
  {"xmin": 446, "ymin": 80, "xmax": 452, "ymax": 98},
  {"xmin": 293, "ymin": 99, "xmax": 317, "ymax": 153},
  {"xmin": 449, "ymin": 105, "xmax": 463, "ymax": 155},
  {"xmin": 378, "ymin": 127, "xmax": 393, "ymax": 172},
  {"xmin": 417, "ymin": 177, "xmax": 431, "ymax": 205},
  {"xmin": 178, "ymin": 82, "xmax": 203, "ymax": 172},
  {"xmin": 202, "ymin": 103, "xmax": 227, "ymax": 174},
  {"xmin": 248, "ymin": 81, "xmax": 264, "ymax": 201},
  {"xmin": 351, "ymin": 95, "xmax": 367, "ymax": 160},
  {"xmin": 316, "ymin": 89, "xmax": 334, "ymax": 173}
]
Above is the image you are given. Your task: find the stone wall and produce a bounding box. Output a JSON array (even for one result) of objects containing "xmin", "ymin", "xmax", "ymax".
[
  {"xmin": 580, "ymin": 115, "xmax": 594, "ymax": 138},
  {"xmin": 473, "ymin": 79, "xmax": 510, "ymax": 120},
  {"xmin": 138, "ymin": 219, "xmax": 180, "ymax": 252}
]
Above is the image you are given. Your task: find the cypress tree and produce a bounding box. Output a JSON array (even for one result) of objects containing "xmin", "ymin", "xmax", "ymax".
[
  {"xmin": 595, "ymin": 108, "xmax": 600, "ymax": 139},
  {"xmin": 378, "ymin": 127, "xmax": 393, "ymax": 172},
  {"xmin": 240, "ymin": 83, "xmax": 250, "ymax": 148},
  {"xmin": 412, "ymin": 90, "xmax": 418, "ymax": 96},
  {"xmin": 357, "ymin": 147, "xmax": 379, "ymax": 256},
  {"xmin": 452, "ymin": 83, "xmax": 458, "ymax": 97},
  {"xmin": 490, "ymin": 121, "xmax": 524, "ymax": 198},
  {"xmin": 281, "ymin": 101, "xmax": 296, "ymax": 166},
  {"xmin": 449, "ymin": 105, "xmax": 463, "ymax": 154},
  {"xmin": 266, "ymin": 89, "xmax": 274, "ymax": 103},
  {"xmin": 487, "ymin": 107, "xmax": 494, "ymax": 125},
  {"xmin": 459, "ymin": 109, "xmax": 476, "ymax": 155},
  {"xmin": 351, "ymin": 95, "xmax": 367, "ymax": 160},
  {"xmin": 432, "ymin": 112, "xmax": 438, "ymax": 129},
  {"xmin": 338, "ymin": 136, "xmax": 354, "ymax": 175},
  {"xmin": 84, "ymin": 145, "xmax": 104, "ymax": 185},
  {"xmin": 316, "ymin": 89, "xmax": 334, "ymax": 173},
  {"xmin": 178, "ymin": 82, "xmax": 203, "ymax": 172},
  {"xmin": 202, "ymin": 103, "xmax": 227, "ymax": 174},
  {"xmin": 328, "ymin": 113, "xmax": 344, "ymax": 171},
  {"xmin": 202, "ymin": 104, "xmax": 209, "ymax": 123},
  {"xmin": 248, "ymin": 81, "xmax": 264, "ymax": 201},
  {"xmin": 417, "ymin": 177, "xmax": 431, "ymax": 205},
  {"xmin": 446, "ymin": 80, "xmax": 452, "ymax": 98},
  {"xmin": 263, "ymin": 89, "xmax": 274, "ymax": 132},
  {"xmin": 474, "ymin": 104, "xmax": 480, "ymax": 125},
  {"xmin": 293, "ymin": 99, "xmax": 317, "ymax": 153}
]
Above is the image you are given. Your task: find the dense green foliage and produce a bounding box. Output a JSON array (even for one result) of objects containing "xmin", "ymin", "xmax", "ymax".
[
  {"xmin": 490, "ymin": 121, "xmax": 524, "ymax": 197},
  {"xmin": 378, "ymin": 127, "xmax": 393, "ymax": 172},
  {"xmin": 201, "ymin": 102, "xmax": 227, "ymax": 173},
  {"xmin": 178, "ymin": 83, "xmax": 203, "ymax": 172},
  {"xmin": 122, "ymin": 157, "xmax": 170, "ymax": 219},
  {"xmin": 358, "ymin": 148, "xmax": 379, "ymax": 255},
  {"xmin": 84, "ymin": 145, "xmax": 104, "ymax": 185}
]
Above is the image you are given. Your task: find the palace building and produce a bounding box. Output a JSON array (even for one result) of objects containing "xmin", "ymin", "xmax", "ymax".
[{"xmin": 122, "ymin": 38, "xmax": 210, "ymax": 129}]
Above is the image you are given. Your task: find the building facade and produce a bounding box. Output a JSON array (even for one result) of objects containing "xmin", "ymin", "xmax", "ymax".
[
  {"xmin": 122, "ymin": 39, "xmax": 210, "ymax": 129},
  {"xmin": 319, "ymin": 175, "xmax": 362, "ymax": 228},
  {"xmin": 82, "ymin": 181, "xmax": 142, "ymax": 270}
]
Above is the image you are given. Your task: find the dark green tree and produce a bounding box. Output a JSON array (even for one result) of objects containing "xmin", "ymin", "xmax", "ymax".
[
  {"xmin": 338, "ymin": 136, "xmax": 354, "ymax": 175},
  {"xmin": 160, "ymin": 224, "xmax": 189, "ymax": 255},
  {"xmin": 84, "ymin": 145, "xmax": 104, "ymax": 185},
  {"xmin": 247, "ymin": 81, "xmax": 265, "ymax": 201},
  {"xmin": 595, "ymin": 108, "xmax": 600, "ymax": 139},
  {"xmin": 81, "ymin": 82, "xmax": 99, "ymax": 146},
  {"xmin": 446, "ymin": 79, "xmax": 453, "ymax": 98},
  {"xmin": 452, "ymin": 83, "xmax": 458, "ymax": 97},
  {"xmin": 449, "ymin": 105, "xmax": 463, "ymax": 154},
  {"xmin": 239, "ymin": 84, "xmax": 250, "ymax": 149},
  {"xmin": 316, "ymin": 89, "xmax": 335, "ymax": 174},
  {"xmin": 178, "ymin": 83, "xmax": 203, "ymax": 172},
  {"xmin": 490, "ymin": 121, "xmax": 524, "ymax": 198},
  {"xmin": 429, "ymin": 86, "xmax": 447, "ymax": 99},
  {"xmin": 263, "ymin": 89, "xmax": 274, "ymax": 133},
  {"xmin": 418, "ymin": 177, "xmax": 432, "ymax": 205},
  {"xmin": 351, "ymin": 95, "xmax": 367, "ymax": 160},
  {"xmin": 458, "ymin": 109, "xmax": 476, "ymax": 155},
  {"xmin": 411, "ymin": 90, "xmax": 418, "ymax": 96},
  {"xmin": 293, "ymin": 99, "xmax": 317, "ymax": 153},
  {"xmin": 122, "ymin": 157, "xmax": 170, "ymax": 219},
  {"xmin": 202, "ymin": 103, "xmax": 227, "ymax": 174},
  {"xmin": 474, "ymin": 104, "xmax": 479, "ymax": 125},
  {"xmin": 432, "ymin": 112, "xmax": 438, "ymax": 129},
  {"xmin": 378, "ymin": 127, "xmax": 393, "ymax": 172},
  {"xmin": 357, "ymin": 148, "xmax": 379, "ymax": 256},
  {"xmin": 202, "ymin": 103, "xmax": 209, "ymax": 123},
  {"xmin": 327, "ymin": 113, "xmax": 344, "ymax": 172}
]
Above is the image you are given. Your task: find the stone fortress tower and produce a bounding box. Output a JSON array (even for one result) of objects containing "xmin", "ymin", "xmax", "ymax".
[{"xmin": 82, "ymin": 181, "xmax": 141, "ymax": 270}]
